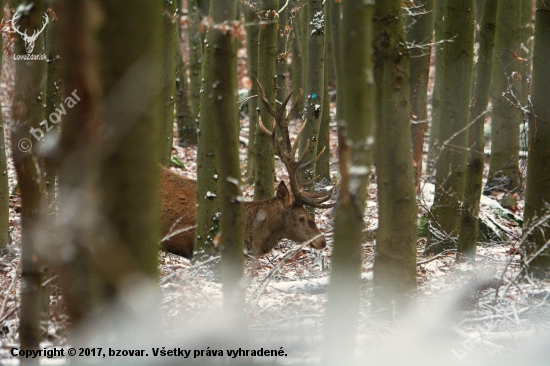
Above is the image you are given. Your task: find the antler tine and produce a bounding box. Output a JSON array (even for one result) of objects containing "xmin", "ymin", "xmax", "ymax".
[
  {"xmin": 298, "ymin": 183, "xmax": 338, "ymax": 206},
  {"xmin": 256, "ymin": 79, "xmax": 278, "ymax": 119},
  {"xmin": 299, "ymin": 146, "xmax": 326, "ymax": 171},
  {"xmin": 280, "ymin": 89, "xmax": 295, "ymax": 115},
  {"xmin": 296, "ymin": 139, "xmax": 310, "ymax": 166},
  {"xmin": 258, "ymin": 116, "xmax": 274, "ymax": 137}
]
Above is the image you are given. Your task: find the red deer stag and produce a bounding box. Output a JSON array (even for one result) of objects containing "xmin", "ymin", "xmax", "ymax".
[{"xmin": 160, "ymin": 84, "xmax": 334, "ymax": 259}]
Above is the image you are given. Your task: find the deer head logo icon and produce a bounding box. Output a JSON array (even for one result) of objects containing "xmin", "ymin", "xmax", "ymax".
[{"xmin": 11, "ymin": 12, "xmax": 49, "ymax": 54}]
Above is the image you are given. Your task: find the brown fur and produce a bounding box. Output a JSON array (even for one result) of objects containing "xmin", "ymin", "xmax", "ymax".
[{"xmin": 160, "ymin": 166, "xmax": 326, "ymax": 259}]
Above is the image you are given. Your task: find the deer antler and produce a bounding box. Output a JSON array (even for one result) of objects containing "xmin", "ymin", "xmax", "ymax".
[{"xmin": 257, "ymin": 80, "xmax": 336, "ymax": 208}]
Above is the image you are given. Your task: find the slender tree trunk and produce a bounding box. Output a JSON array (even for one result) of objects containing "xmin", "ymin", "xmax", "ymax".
[
  {"xmin": 194, "ymin": 4, "xmax": 221, "ymax": 258},
  {"xmin": 322, "ymin": 1, "xmax": 375, "ymax": 363},
  {"xmin": 188, "ymin": 0, "xmax": 203, "ymax": 127},
  {"xmin": 486, "ymin": 0, "xmax": 522, "ymax": 192},
  {"xmin": 175, "ymin": 27, "xmax": 196, "ymax": 147},
  {"xmin": 161, "ymin": 0, "xmax": 177, "ymax": 166},
  {"xmin": 316, "ymin": 39, "xmax": 330, "ymax": 182},
  {"xmin": 245, "ymin": 3, "xmax": 259, "ymax": 184},
  {"xmin": 328, "ymin": 0, "xmax": 342, "ymax": 121},
  {"xmin": 253, "ymin": 0, "xmax": 279, "ymax": 201},
  {"xmin": 276, "ymin": 6, "xmax": 288, "ymax": 104},
  {"xmin": 44, "ymin": 0, "xmax": 61, "ymax": 208},
  {"xmin": 0, "ymin": 0, "xmax": 7, "ymax": 253},
  {"xmin": 457, "ymin": 0, "xmax": 498, "ymax": 261},
  {"xmin": 207, "ymin": 0, "xmax": 244, "ymax": 310},
  {"xmin": 524, "ymin": 0, "xmax": 550, "ymax": 277},
  {"xmin": 11, "ymin": 1, "xmax": 47, "ymax": 359},
  {"xmin": 426, "ymin": 0, "xmax": 476, "ymax": 254},
  {"xmin": 298, "ymin": 0, "xmax": 326, "ymax": 194},
  {"xmin": 406, "ymin": 0, "xmax": 435, "ymax": 192},
  {"xmin": 427, "ymin": 0, "xmax": 445, "ymax": 172},
  {"xmin": 519, "ymin": 0, "xmax": 533, "ymax": 131},
  {"xmin": 372, "ymin": 0, "xmax": 418, "ymax": 313},
  {"xmin": 290, "ymin": 1, "xmax": 306, "ymax": 117}
]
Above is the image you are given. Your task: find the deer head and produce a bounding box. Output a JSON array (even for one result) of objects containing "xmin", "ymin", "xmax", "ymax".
[{"xmin": 12, "ymin": 12, "xmax": 49, "ymax": 54}]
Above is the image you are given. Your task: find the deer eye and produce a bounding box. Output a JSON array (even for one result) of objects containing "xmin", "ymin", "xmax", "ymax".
[{"xmin": 299, "ymin": 217, "xmax": 306, "ymax": 223}]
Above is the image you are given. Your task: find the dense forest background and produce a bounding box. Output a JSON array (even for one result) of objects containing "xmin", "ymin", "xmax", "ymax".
[{"xmin": 0, "ymin": 0, "xmax": 549, "ymax": 365}]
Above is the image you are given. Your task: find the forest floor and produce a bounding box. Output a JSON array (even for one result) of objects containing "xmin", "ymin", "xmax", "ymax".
[{"xmin": 0, "ymin": 47, "xmax": 549, "ymax": 365}]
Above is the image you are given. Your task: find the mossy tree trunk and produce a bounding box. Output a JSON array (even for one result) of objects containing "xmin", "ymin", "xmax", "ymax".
[
  {"xmin": 524, "ymin": 0, "xmax": 550, "ymax": 277},
  {"xmin": 298, "ymin": 0, "xmax": 326, "ymax": 196},
  {"xmin": 194, "ymin": 4, "xmax": 221, "ymax": 258},
  {"xmin": 486, "ymin": 0, "xmax": 522, "ymax": 192},
  {"xmin": 427, "ymin": 0, "xmax": 446, "ymax": 172},
  {"xmin": 161, "ymin": 0, "xmax": 177, "ymax": 166},
  {"xmin": 426, "ymin": 0, "xmax": 475, "ymax": 254},
  {"xmin": 253, "ymin": 0, "xmax": 279, "ymax": 201},
  {"xmin": 290, "ymin": 1, "xmax": 306, "ymax": 117},
  {"xmin": 0, "ymin": 0, "xmax": 7, "ymax": 253},
  {"xmin": 405, "ymin": 0, "xmax": 435, "ymax": 192},
  {"xmin": 322, "ymin": 1, "xmax": 375, "ymax": 363},
  {"xmin": 188, "ymin": 0, "xmax": 203, "ymax": 127},
  {"xmin": 175, "ymin": 25, "xmax": 196, "ymax": 147},
  {"xmin": 519, "ymin": 0, "xmax": 533, "ymax": 131},
  {"xmin": 457, "ymin": 0, "xmax": 498, "ymax": 261},
  {"xmin": 44, "ymin": 0, "xmax": 61, "ymax": 208},
  {"xmin": 245, "ymin": 3, "xmax": 259, "ymax": 184},
  {"xmin": 372, "ymin": 0, "xmax": 418, "ymax": 313},
  {"xmin": 316, "ymin": 38, "xmax": 330, "ymax": 182},
  {"xmin": 276, "ymin": 6, "xmax": 288, "ymax": 104},
  {"xmin": 328, "ymin": 0, "xmax": 342, "ymax": 121},
  {"xmin": 10, "ymin": 1, "xmax": 47, "ymax": 357},
  {"xmin": 208, "ymin": 0, "xmax": 244, "ymax": 309}
]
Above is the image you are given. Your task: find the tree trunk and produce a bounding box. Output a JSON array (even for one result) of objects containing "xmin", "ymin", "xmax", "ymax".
[
  {"xmin": 10, "ymin": 1, "xmax": 47, "ymax": 358},
  {"xmin": 405, "ymin": 0, "xmax": 435, "ymax": 192},
  {"xmin": 486, "ymin": 0, "xmax": 522, "ymax": 192},
  {"xmin": 55, "ymin": 0, "xmax": 103, "ymax": 327},
  {"xmin": 188, "ymin": 0, "xmax": 203, "ymax": 127},
  {"xmin": 44, "ymin": 0, "xmax": 61, "ymax": 208},
  {"xmin": 372, "ymin": 0, "xmax": 418, "ymax": 313},
  {"xmin": 322, "ymin": 1, "xmax": 375, "ymax": 363},
  {"xmin": 427, "ymin": 0, "xmax": 445, "ymax": 172},
  {"xmin": 245, "ymin": 3, "xmax": 259, "ymax": 184},
  {"xmin": 253, "ymin": 0, "xmax": 279, "ymax": 201},
  {"xmin": 175, "ymin": 26, "xmax": 196, "ymax": 147},
  {"xmin": 161, "ymin": 0, "xmax": 177, "ymax": 166},
  {"xmin": 426, "ymin": 0, "xmax": 476, "ymax": 254},
  {"xmin": 457, "ymin": 0, "xmax": 498, "ymax": 261},
  {"xmin": 524, "ymin": 0, "xmax": 550, "ymax": 277},
  {"xmin": 208, "ymin": 0, "xmax": 244, "ymax": 310},
  {"xmin": 290, "ymin": 1, "xmax": 306, "ymax": 117},
  {"xmin": 96, "ymin": 0, "xmax": 163, "ymax": 288},
  {"xmin": 0, "ymin": 0, "xmax": 7, "ymax": 253},
  {"xmin": 328, "ymin": 0, "xmax": 342, "ymax": 121},
  {"xmin": 194, "ymin": 4, "xmax": 221, "ymax": 258},
  {"xmin": 316, "ymin": 39, "xmax": 330, "ymax": 182},
  {"xmin": 276, "ymin": 6, "xmax": 288, "ymax": 104},
  {"xmin": 298, "ymin": 0, "xmax": 326, "ymax": 198}
]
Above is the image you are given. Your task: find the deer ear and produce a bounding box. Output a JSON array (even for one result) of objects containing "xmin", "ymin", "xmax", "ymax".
[{"xmin": 276, "ymin": 181, "xmax": 292, "ymax": 206}]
